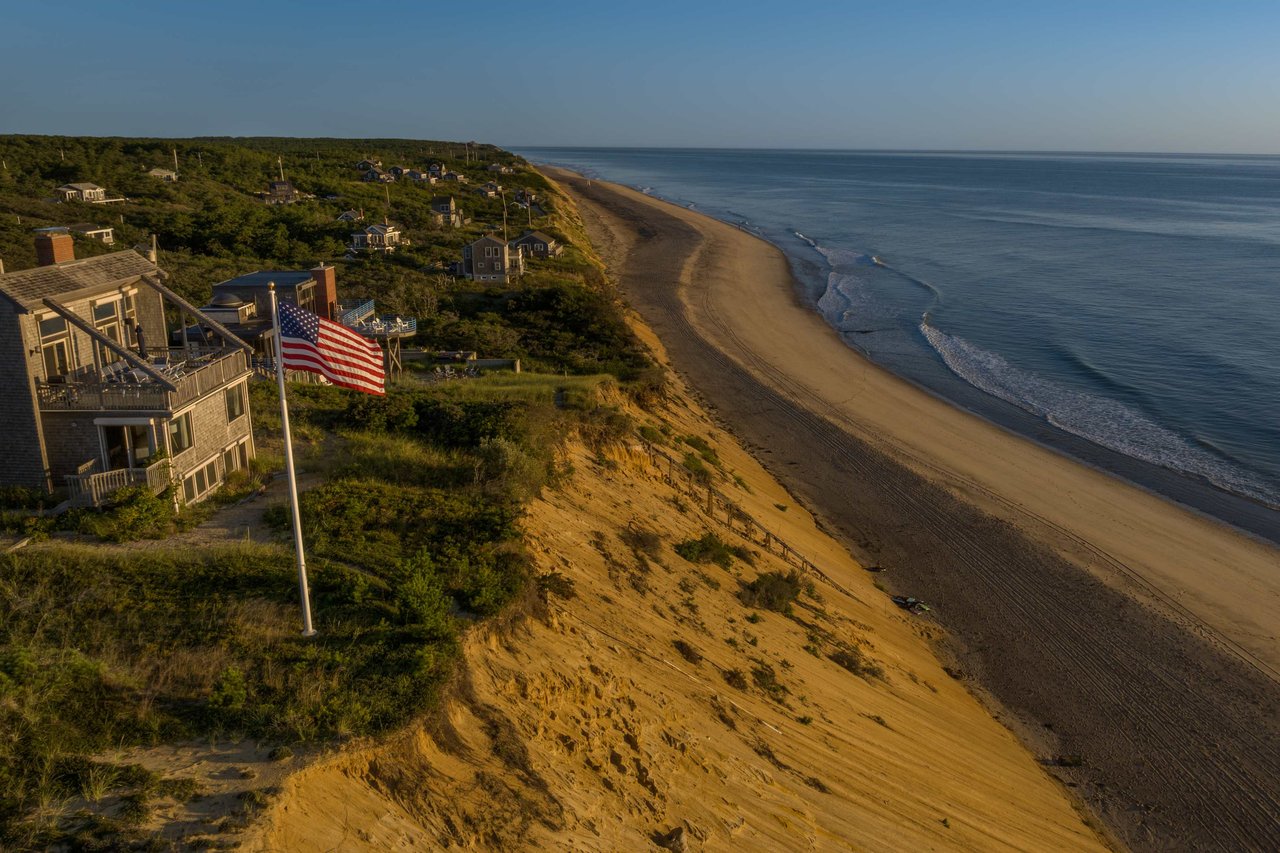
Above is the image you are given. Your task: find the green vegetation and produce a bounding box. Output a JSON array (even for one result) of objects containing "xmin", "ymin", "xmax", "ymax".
[
  {"xmin": 674, "ymin": 531, "xmax": 753, "ymax": 570},
  {"xmin": 739, "ymin": 570, "xmax": 804, "ymax": 615}
]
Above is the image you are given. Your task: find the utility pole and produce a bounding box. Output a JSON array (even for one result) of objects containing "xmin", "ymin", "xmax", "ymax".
[
  {"xmin": 500, "ymin": 188, "xmax": 508, "ymax": 243},
  {"xmin": 173, "ymin": 148, "xmax": 179, "ymax": 172},
  {"xmin": 197, "ymin": 151, "xmax": 203, "ymax": 168},
  {"xmin": 278, "ymin": 156, "xmax": 285, "ymax": 182}
]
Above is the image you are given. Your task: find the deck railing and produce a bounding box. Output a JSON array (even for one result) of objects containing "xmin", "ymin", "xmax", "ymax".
[
  {"xmin": 36, "ymin": 348, "xmax": 249, "ymax": 413},
  {"xmin": 337, "ymin": 299, "xmax": 376, "ymax": 326},
  {"xmin": 63, "ymin": 458, "xmax": 171, "ymax": 508}
]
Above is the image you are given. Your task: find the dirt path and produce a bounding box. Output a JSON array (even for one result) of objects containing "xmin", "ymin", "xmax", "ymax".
[{"xmin": 554, "ymin": 169, "xmax": 1280, "ymax": 852}]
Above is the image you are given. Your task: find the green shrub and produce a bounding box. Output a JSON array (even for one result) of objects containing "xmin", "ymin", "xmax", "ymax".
[
  {"xmin": 76, "ymin": 484, "xmax": 175, "ymax": 542},
  {"xmin": 674, "ymin": 532, "xmax": 751, "ymax": 570},
  {"xmin": 739, "ymin": 571, "xmax": 803, "ymax": 614}
]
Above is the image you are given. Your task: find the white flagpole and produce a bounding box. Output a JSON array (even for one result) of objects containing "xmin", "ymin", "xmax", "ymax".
[{"xmin": 269, "ymin": 283, "xmax": 317, "ymax": 637}]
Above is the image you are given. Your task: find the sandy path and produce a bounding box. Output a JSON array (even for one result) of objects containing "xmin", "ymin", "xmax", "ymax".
[{"xmin": 551, "ymin": 169, "xmax": 1280, "ymax": 852}]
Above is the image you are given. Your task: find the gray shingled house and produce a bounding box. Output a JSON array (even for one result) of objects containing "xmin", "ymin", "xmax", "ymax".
[
  {"xmin": 0, "ymin": 231, "xmax": 255, "ymax": 506},
  {"xmin": 509, "ymin": 229, "xmax": 563, "ymax": 259},
  {"xmin": 461, "ymin": 235, "xmax": 525, "ymax": 283}
]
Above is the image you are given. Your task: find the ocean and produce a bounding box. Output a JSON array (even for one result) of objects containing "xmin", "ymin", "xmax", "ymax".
[{"xmin": 516, "ymin": 147, "xmax": 1280, "ymax": 538}]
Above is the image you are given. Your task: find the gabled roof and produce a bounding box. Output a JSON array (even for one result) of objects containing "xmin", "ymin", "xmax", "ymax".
[
  {"xmin": 468, "ymin": 234, "xmax": 507, "ymax": 248},
  {"xmin": 513, "ymin": 230, "xmax": 556, "ymax": 244},
  {"xmin": 430, "ymin": 195, "xmax": 455, "ymax": 207},
  {"xmin": 0, "ymin": 251, "xmax": 157, "ymax": 310},
  {"xmin": 359, "ymin": 223, "xmax": 400, "ymax": 236},
  {"xmin": 58, "ymin": 182, "xmax": 103, "ymax": 192}
]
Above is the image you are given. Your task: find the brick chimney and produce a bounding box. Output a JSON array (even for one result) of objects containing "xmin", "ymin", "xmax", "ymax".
[
  {"xmin": 311, "ymin": 262, "xmax": 338, "ymax": 320},
  {"xmin": 35, "ymin": 230, "xmax": 75, "ymax": 266}
]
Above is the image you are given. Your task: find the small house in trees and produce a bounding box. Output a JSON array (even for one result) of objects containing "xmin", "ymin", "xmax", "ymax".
[
  {"xmin": 68, "ymin": 223, "xmax": 115, "ymax": 244},
  {"xmin": 350, "ymin": 222, "xmax": 404, "ymax": 254},
  {"xmin": 461, "ymin": 235, "xmax": 524, "ymax": 284},
  {"xmin": 261, "ymin": 180, "xmax": 301, "ymax": 205},
  {"xmin": 336, "ymin": 209, "xmax": 365, "ymax": 223},
  {"xmin": 476, "ymin": 181, "xmax": 502, "ymax": 198},
  {"xmin": 356, "ymin": 159, "xmax": 382, "ymax": 171},
  {"xmin": 56, "ymin": 183, "xmax": 108, "ymax": 203},
  {"xmin": 487, "ymin": 163, "xmax": 514, "ymax": 174},
  {"xmin": 510, "ymin": 230, "xmax": 562, "ymax": 259},
  {"xmin": 430, "ymin": 196, "xmax": 464, "ymax": 228},
  {"xmin": 362, "ymin": 168, "xmax": 395, "ymax": 184},
  {"xmin": 147, "ymin": 167, "xmax": 179, "ymax": 182}
]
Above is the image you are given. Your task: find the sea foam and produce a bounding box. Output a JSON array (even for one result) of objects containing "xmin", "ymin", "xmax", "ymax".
[{"xmin": 921, "ymin": 322, "xmax": 1280, "ymax": 507}]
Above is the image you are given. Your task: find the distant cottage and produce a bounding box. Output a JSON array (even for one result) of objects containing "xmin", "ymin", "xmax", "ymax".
[
  {"xmin": 56, "ymin": 183, "xmax": 107, "ymax": 203},
  {"xmin": 462, "ymin": 235, "xmax": 524, "ymax": 283},
  {"xmin": 510, "ymin": 229, "xmax": 562, "ymax": 259},
  {"xmin": 336, "ymin": 209, "xmax": 365, "ymax": 223},
  {"xmin": 69, "ymin": 223, "xmax": 116, "ymax": 244},
  {"xmin": 350, "ymin": 222, "xmax": 404, "ymax": 253},
  {"xmin": 261, "ymin": 180, "xmax": 302, "ymax": 205},
  {"xmin": 476, "ymin": 181, "xmax": 502, "ymax": 198},
  {"xmin": 147, "ymin": 167, "xmax": 179, "ymax": 182},
  {"xmin": 430, "ymin": 196, "xmax": 465, "ymax": 228}
]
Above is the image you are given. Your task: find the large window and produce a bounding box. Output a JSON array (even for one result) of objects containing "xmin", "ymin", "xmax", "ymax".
[
  {"xmin": 93, "ymin": 300, "xmax": 122, "ymax": 365},
  {"xmin": 225, "ymin": 383, "xmax": 246, "ymax": 421},
  {"xmin": 167, "ymin": 412, "xmax": 193, "ymax": 454},
  {"xmin": 39, "ymin": 315, "xmax": 70, "ymax": 379}
]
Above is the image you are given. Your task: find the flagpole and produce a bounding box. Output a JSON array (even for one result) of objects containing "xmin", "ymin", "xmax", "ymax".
[{"xmin": 269, "ymin": 283, "xmax": 317, "ymax": 637}]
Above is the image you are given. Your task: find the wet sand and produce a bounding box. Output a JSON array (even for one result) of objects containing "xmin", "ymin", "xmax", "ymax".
[{"xmin": 550, "ymin": 168, "xmax": 1280, "ymax": 851}]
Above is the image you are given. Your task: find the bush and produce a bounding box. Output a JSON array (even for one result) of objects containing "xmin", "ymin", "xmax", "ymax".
[
  {"xmin": 739, "ymin": 571, "xmax": 803, "ymax": 614},
  {"xmin": 674, "ymin": 532, "xmax": 751, "ymax": 570},
  {"xmin": 76, "ymin": 485, "xmax": 176, "ymax": 542}
]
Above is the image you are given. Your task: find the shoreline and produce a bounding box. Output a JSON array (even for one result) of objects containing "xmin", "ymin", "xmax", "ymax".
[
  {"xmin": 564, "ymin": 163, "xmax": 1280, "ymax": 546},
  {"xmin": 548, "ymin": 166, "xmax": 1280, "ymax": 850}
]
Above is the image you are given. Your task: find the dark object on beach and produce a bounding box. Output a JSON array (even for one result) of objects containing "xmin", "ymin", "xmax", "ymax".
[
  {"xmin": 891, "ymin": 595, "xmax": 931, "ymax": 614},
  {"xmin": 864, "ymin": 564, "xmax": 887, "ymax": 572}
]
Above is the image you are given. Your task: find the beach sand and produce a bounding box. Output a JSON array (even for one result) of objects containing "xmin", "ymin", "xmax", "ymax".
[{"xmin": 550, "ymin": 168, "xmax": 1280, "ymax": 851}]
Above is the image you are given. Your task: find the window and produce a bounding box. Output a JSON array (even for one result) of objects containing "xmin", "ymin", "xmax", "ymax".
[
  {"xmin": 181, "ymin": 456, "xmax": 222, "ymax": 504},
  {"xmin": 225, "ymin": 384, "xmax": 246, "ymax": 421},
  {"xmin": 93, "ymin": 299, "xmax": 122, "ymax": 365},
  {"xmin": 39, "ymin": 314, "xmax": 70, "ymax": 379},
  {"xmin": 168, "ymin": 412, "xmax": 193, "ymax": 454}
]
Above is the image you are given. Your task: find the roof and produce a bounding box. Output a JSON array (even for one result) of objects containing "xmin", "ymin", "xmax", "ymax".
[
  {"xmin": 514, "ymin": 230, "xmax": 556, "ymax": 244},
  {"xmin": 212, "ymin": 270, "xmax": 314, "ymax": 292},
  {"xmin": 0, "ymin": 251, "xmax": 157, "ymax": 310},
  {"xmin": 59, "ymin": 182, "xmax": 103, "ymax": 191},
  {"xmin": 359, "ymin": 223, "xmax": 399, "ymax": 236},
  {"xmin": 469, "ymin": 234, "xmax": 507, "ymax": 248},
  {"xmin": 68, "ymin": 222, "xmax": 112, "ymax": 233}
]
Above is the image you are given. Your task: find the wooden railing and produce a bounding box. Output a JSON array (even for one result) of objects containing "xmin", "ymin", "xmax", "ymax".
[
  {"xmin": 36, "ymin": 348, "xmax": 249, "ymax": 413},
  {"xmin": 63, "ymin": 458, "xmax": 171, "ymax": 508}
]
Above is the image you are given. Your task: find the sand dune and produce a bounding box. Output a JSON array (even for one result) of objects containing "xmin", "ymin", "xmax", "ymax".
[{"xmin": 251, "ymin": 383, "xmax": 1106, "ymax": 851}]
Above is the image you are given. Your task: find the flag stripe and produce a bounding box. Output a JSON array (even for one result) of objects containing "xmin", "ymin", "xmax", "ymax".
[{"xmin": 277, "ymin": 302, "xmax": 386, "ymax": 395}]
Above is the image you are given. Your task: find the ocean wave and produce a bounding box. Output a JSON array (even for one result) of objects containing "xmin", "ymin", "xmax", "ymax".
[{"xmin": 921, "ymin": 323, "xmax": 1280, "ymax": 507}]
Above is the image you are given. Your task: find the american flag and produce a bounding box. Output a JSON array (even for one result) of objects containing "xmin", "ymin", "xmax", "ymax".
[{"xmin": 278, "ymin": 302, "xmax": 385, "ymax": 395}]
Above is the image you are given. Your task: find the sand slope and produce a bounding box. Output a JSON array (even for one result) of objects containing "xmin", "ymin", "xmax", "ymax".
[{"xmin": 250, "ymin": 381, "xmax": 1106, "ymax": 851}]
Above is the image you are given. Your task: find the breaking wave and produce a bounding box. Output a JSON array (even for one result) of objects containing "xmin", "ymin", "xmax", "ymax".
[{"xmin": 921, "ymin": 322, "xmax": 1280, "ymax": 507}]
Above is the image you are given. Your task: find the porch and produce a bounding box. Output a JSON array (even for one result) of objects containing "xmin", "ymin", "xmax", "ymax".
[
  {"xmin": 63, "ymin": 457, "xmax": 171, "ymax": 508},
  {"xmin": 35, "ymin": 348, "xmax": 250, "ymax": 413}
]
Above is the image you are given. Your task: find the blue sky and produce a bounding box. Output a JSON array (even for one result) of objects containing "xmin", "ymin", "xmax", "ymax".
[{"xmin": 3, "ymin": 1, "xmax": 1278, "ymax": 153}]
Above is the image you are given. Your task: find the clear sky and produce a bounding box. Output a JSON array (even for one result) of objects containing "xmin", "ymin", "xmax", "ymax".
[{"xmin": 3, "ymin": 0, "xmax": 1278, "ymax": 153}]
